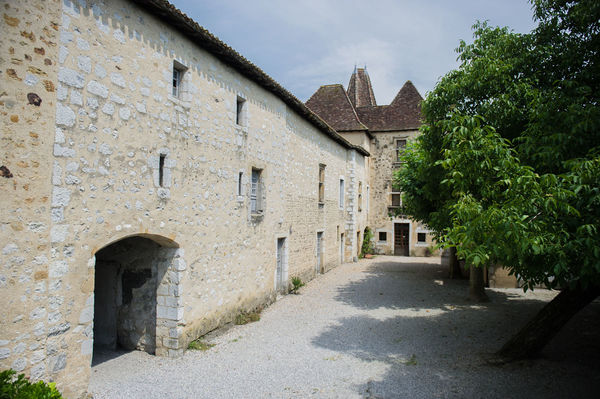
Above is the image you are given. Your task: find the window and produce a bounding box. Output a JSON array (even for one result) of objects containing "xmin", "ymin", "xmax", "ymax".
[
  {"xmin": 395, "ymin": 139, "xmax": 407, "ymax": 162},
  {"xmin": 358, "ymin": 181, "xmax": 363, "ymax": 212},
  {"xmin": 236, "ymin": 96, "xmax": 247, "ymax": 126},
  {"xmin": 390, "ymin": 192, "xmax": 401, "ymax": 208},
  {"xmin": 417, "ymin": 232, "xmax": 427, "ymax": 243},
  {"xmin": 339, "ymin": 178, "xmax": 345, "ymax": 209},
  {"xmin": 379, "ymin": 232, "xmax": 387, "ymax": 242},
  {"xmin": 172, "ymin": 61, "xmax": 187, "ymax": 98},
  {"xmin": 366, "ymin": 185, "xmax": 369, "ymax": 213},
  {"xmin": 318, "ymin": 164, "xmax": 325, "ymax": 203},
  {"xmin": 158, "ymin": 154, "xmax": 166, "ymax": 187},
  {"xmin": 238, "ymin": 171, "xmax": 243, "ymax": 196},
  {"xmin": 251, "ymin": 168, "xmax": 262, "ymax": 213}
]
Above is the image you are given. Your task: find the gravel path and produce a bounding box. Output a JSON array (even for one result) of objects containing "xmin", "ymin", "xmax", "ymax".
[{"xmin": 89, "ymin": 256, "xmax": 599, "ymax": 398}]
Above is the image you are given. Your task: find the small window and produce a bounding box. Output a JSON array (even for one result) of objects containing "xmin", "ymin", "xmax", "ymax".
[
  {"xmin": 417, "ymin": 232, "xmax": 427, "ymax": 243},
  {"xmin": 379, "ymin": 232, "xmax": 387, "ymax": 242},
  {"xmin": 396, "ymin": 139, "xmax": 407, "ymax": 161},
  {"xmin": 251, "ymin": 168, "xmax": 262, "ymax": 214},
  {"xmin": 358, "ymin": 181, "xmax": 363, "ymax": 212},
  {"xmin": 339, "ymin": 178, "xmax": 345, "ymax": 209},
  {"xmin": 172, "ymin": 61, "xmax": 186, "ymax": 98},
  {"xmin": 366, "ymin": 185, "xmax": 370, "ymax": 213},
  {"xmin": 236, "ymin": 96, "xmax": 247, "ymax": 126},
  {"xmin": 318, "ymin": 164, "xmax": 325, "ymax": 203},
  {"xmin": 390, "ymin": 192, "xmax": 401, "ymax": 208},
  {"xmin": 238, "ymin": 171, "xmax": 243, "ymax": 196},
  {"xmin": 159, "ymin": 154, "xmax": 166, "ymax": 187}
]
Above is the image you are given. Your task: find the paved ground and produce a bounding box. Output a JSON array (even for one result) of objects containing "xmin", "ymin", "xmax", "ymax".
[{"xmin": 89, "ymin": 256, "xmax": 600, "ymax": 398}]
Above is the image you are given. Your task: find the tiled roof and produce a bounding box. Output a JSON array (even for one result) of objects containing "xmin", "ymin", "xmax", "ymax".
[
  {"xmin": 358, "ymin": 81, "xmax": 423, "ymax": 131},
  {"xmin": 307, "ymin": 75, "xmax": 423, "ymax": 133},
  {"xmin": 347, "ymin": 68, "xmax": 377, "ymax": 108},
  {"xmin": 129, "ymin": 0, "xmax": 369, "ymax": 156},
  {"xmin": 306, "ymin": 85, "xmax": 368, "ymax": 132}
]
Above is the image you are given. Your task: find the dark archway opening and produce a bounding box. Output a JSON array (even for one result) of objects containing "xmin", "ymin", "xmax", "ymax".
[{"xmin": 92, "ymin": 236, "xmax": 172, "ymax": 365}]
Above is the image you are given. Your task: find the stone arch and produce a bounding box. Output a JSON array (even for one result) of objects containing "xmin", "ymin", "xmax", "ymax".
[{"xmin": 90, "ymin": 234, "xmax": 185, "ymax": 362}]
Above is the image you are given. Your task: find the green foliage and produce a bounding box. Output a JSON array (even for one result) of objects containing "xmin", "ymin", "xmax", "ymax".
[
  {"xmin": 0, "ymin": 369, "xmax": 64, "ymax": 399},
  {"xmin": 290, "ymin": 276, "xmax": 305, "ymax": 293},
  {"xmin": 187, "ymin": 339, "xmax": 215, "ymax": 351},
  {"xmin": 359, "ymin": 227, "xmax": 374, "ymax": 258},
  {"xmin": 394, "ymin": 0, "xmax": 600, "ymax": 290},
  {"xmin": 234, "ymin": 309, "xmax": 261, "ymax": 325}
]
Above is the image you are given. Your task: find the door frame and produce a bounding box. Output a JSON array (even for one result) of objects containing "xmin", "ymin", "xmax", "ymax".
[
  {"xmin": 316, "ymin": 230, "xmax": 324, "ymax": 274},
  {"xmin": 393, "ymin": 222, "xmax": 411, "ymax": 256},
  {"xmin": 275, "ymin": 236, "xmax": 288, "ymax": 292}
]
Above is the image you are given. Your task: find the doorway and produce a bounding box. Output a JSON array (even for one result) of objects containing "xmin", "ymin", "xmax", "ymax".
[
  {"xmin": 316, "ymin": 232, "xmax": 323, "ymax": 274},
  {"xmin": 92, "ymin": 235, "xmax": 183, "ymax": 364},
  {"xmin": 276, "ymin": 237, "xmax": 287, "ymax": 292},
  {"xmin": 394, "ymin": 223, "xmax": 410, "ymax": 256},
  {"xmin": 340, "ymin": 232, "xmax": 345, "ymax": 263}
]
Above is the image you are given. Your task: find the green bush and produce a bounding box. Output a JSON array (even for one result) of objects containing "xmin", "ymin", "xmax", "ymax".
[
  {"xmin": 0, "ymin": 369, "xmax": 64, "ymax": 399},
  {"xmin": 360, "ymin": 227, "xmax": 374, "ymax": 258},
  {"xmin": 290, "ymin": 276, "xmax": 305, "ymax": 293}
]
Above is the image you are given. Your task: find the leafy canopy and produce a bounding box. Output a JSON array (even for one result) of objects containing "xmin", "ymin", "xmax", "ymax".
[{"xmin": 394, "ymin": 0, "xmax": 600, "ymax": 290}]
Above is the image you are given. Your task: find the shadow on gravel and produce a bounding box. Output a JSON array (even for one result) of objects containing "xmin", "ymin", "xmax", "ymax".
[{"xmin": 312, "ymin": 257, "xmax": 600, "ymax": 399}]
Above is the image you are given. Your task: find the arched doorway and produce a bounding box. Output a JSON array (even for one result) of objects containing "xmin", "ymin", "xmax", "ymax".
[{"xmin": 92, "ymin": 234, "xmax": 184, "ymax": 364}]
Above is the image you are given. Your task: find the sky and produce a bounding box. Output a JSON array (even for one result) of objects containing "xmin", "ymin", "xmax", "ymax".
[{"xmin": 170, "ymin": 0, "xmax": 537, "ymax": 104}]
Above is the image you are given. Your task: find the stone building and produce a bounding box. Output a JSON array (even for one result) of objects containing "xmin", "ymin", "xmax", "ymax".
[
  {"xmin": 307, "ymin": 67, "xmax": 436, "ymax": 257},
  {"xmin": 1, "ymin": 0, "xmax": 373, "ymax": 396}
]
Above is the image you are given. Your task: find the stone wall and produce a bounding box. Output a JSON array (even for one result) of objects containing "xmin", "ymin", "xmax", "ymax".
[
  {"xmin": 0, "ymin": 0, "xmax": 368, "ymax": 396},
  {"xmin": 368, "ymin": 130, "xmax": 437, "ymax": 256}
]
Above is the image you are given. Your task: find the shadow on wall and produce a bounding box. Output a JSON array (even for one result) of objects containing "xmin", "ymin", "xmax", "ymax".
[{"xmin": 312, "ymin": 259, "xmax": 600, "ymax": 398}]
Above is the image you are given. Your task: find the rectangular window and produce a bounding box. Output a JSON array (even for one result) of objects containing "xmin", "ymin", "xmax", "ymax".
[
  {"xmin": 172, "ymin": 61, "xmax": 187, "ymax": 98},
  {"xmin": 390, "ymin": 192, "xmax": 401, "ymax": 208},
  {"xmin": 358, "ymin": 181, "xmax": 363, "ymax": 212},
  {"xmin": 339, "ymin": 178, "xmax": 345, "ymax": 209},
  {"xmin": 238, "ymin": 171, "xmax": 243, "ymax": 196},
  {"xmin": 396, "ymin": 139, "xmax": 407, "ymax": 161},
  {"xmin": 379, "ymin": 232, "xmax": 387, "ymax": 242},
  {"xmin": 159, "ymin": 154, "xmax": 166, "ymax": 187},
  {"xmin": 417, "ymin": 232, "xmax": 427, "ymax": 243},
  {"xmin": 236, "ymin": 96, "xmax": 247, "ymax": 126},
  {"xmin": 366, "ymin": 185, "xmax": 369, "ymax": 213},
  {"xmin": 251, "ymin": 168, "xmax": 262, "ymax": 213},
  {"xmin": 318, "ymin": 164, "xmax": 325, "ymax": 203}
]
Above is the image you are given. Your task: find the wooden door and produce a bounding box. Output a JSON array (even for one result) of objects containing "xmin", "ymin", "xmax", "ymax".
[{"xmin": 394, "ymin": 223, "xmax": 409, "ymax": 256}]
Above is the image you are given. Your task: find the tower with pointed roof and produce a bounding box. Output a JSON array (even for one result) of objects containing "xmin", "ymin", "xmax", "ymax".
[{"xmin": 307, "ymin": 69, "xmax": 437, "ymax": 256}]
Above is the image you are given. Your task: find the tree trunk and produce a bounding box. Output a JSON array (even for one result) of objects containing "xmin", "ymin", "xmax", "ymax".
[
  {"xmin": 469, "ymin": 264, "xmax": 489, "ymax": 302},
  {"xmin": 448, "ymin": 247, "xmax": 462, "ymax": 279},
  {"xmin": 497, "ymin": 283, "xmax": 600, "ymax": 361}
]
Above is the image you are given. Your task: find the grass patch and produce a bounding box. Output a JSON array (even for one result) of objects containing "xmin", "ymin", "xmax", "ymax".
[
  {"xmin": 402, "ymin": 354, "xmax": 418, "ymax": 365},
  {"xmin": 187, "ymin": 339, "xmax": 215, "ymax": 351},
  {"xmin": 234, "ymin": 309, "xmax": 261, "ymax": 325}
]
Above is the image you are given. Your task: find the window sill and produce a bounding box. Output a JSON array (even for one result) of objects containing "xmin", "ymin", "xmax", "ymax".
[{"xmin": 415, "ymin": 242, "xmax": 429, "ymax": 247}]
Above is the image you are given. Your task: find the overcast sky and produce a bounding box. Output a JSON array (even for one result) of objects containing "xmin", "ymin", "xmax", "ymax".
[{"xmin": 170, "ymin": 0, "xmax": 537, "ymax": 104}]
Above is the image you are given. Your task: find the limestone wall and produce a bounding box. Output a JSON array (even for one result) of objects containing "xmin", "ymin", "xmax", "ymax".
[
  {"xmin": 368, "ymin": 130, "xmax": 437, "ymax": 256},
  {"xmin": 0, "ymin": 0, "xmax": 369, "ymax": 396}
]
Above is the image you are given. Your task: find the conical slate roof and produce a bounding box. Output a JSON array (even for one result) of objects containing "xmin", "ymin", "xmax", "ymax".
[{"xmin": 347, "ymin": 68, "xmax": 377, "ymax": 108}]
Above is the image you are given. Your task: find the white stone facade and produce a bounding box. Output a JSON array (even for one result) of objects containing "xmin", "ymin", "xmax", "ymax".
[{"xmin": 1, "ymin": 0, "xmax": 369, "ymax": 396}]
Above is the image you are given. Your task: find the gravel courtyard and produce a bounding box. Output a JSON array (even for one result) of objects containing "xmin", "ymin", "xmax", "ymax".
[{"xmin": 89, "ymin": 256, "xmax": 599, "ymax": 398}]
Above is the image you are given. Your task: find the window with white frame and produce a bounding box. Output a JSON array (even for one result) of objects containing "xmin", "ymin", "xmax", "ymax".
[
  {"xmin": 172, "ymin": 61, "xmax": 187, "ymax": 98},
  {"xmin": 251, "ymin": 168, "xmax": 263, "ymax": 214},
  {"xmin": 339, "ymin": 178, "xmax": 345, "ymax": 209}
]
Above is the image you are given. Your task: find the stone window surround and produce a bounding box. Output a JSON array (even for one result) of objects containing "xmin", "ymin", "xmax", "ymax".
[
  {"xmin": 171, "ymin": 59, "xmax": 188, "ymax": 100},
  {"xmin": 339, "ymin": 176, "xmax": 345, "ymax": 209},
  {"xmin": 150, "ymin": 148, "xmax": 174, "ymax": 200}
]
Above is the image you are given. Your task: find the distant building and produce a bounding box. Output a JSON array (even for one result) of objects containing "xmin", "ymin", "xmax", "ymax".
[{"xmin": 307, "ymin": 67, "xmax": 436, "ymax": 256}]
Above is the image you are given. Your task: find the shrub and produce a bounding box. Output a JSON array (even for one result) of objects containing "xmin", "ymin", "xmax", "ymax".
[
  {"xmin": 360, "ymin": 227, "xmax": 374, "ymax": 258},
  {"xmin": 290, "ymin": 276, "xmax": 305, "ymax": 293},
  {"xmin": 0, "ymin": 369, "xmax": 64, "ymax": 399}
]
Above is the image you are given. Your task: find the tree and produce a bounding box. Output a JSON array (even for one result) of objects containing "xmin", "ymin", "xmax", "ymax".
[{"xmin": 395, "ymin": 0, "xmax": 600, "ymax": 359}]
